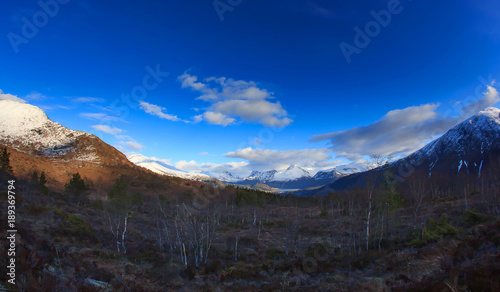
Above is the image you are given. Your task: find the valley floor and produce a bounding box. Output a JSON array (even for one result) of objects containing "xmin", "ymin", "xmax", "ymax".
[{"xmin": 1, "ymin": 174, "xmax": 499, "ymax": 291}]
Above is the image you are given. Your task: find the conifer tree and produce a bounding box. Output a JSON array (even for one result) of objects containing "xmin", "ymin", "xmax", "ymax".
[
  {"xmin": 0, "ymin": 146, "xmax": 13, "ymax": 175},
  {"xmin": 38, "ymin": 171, "xmax": 48, "ymax": 195},
  {"xmin": 65, "ymin": 172, "xmax": 89, "ymax": 203},
  {"xmin": 31, "ymin": 170, "xmax": 39, "ymax": 186},
  {"xmin": 108, "ymin": 175, "xmax": 131, "ymax": 206}
]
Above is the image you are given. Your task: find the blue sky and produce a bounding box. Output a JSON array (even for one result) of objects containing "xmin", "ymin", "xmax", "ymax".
[{"xmin": 1, "ymin": 0, "xmax": 500, "ymax": 175}]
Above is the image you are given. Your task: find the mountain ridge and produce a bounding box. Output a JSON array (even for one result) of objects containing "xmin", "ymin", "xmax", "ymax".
[{"xmin": 311, "ymin": 107, "xmax": 500, "ymax": 194}]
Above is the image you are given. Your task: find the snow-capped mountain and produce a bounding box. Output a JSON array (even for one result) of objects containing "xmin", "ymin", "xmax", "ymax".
[
  {"xmin": 0, "ymin": 100, "xmax": 146, "ymax": 188},
  {"xmin": 334, "ymin": 162, "xmax": 368, "ymax": 174},
  {"xmin": 201, "ymin": 170, "xmax": 243, "ymax": 183},
  {"xmin": 246, "ymin": 170, "xmax": 278, "ymax": 183},
  {"xmin": 0, "ymin": 100, "xmax": 96, "ymax": 160},
  {"xmin": 316, "ymin": 107, "xmax": 500, "ymax": 193},
  {"xmin": 274, "ymin": 165, "xmax": 312, "ymax": 181},
  {"xmin": 128, "ymin": 154, "xmax": 216, "ymax": 182},
  {"xmin": 0, "ymin": 100, "xmax": 133, "ymax": 166},
  {"xmin": 313, "ymin": 168, "xmax": 344, "ymax": 180},
  {"xmin": 404, "ymin": 107, "xmax": 500, "ymax": 177}
]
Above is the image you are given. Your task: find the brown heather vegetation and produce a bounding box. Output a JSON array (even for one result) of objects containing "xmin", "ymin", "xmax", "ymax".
[{"xmin": 0, "ymin": 147, "xmax": 499, "ymax": 291}]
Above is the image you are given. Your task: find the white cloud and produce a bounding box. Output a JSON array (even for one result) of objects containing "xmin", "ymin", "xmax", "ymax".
[
  {"xmin": 178, "ymin": 73, "xmax": 293, "ymax": 127},
  {"xmin": 39, "ymin": 105, "xmax": 72, "ymax": 110},
  {"xmin": 198, "ymin": 152, "xmax": 209, "ymax": 156},
  {"xmin": 202, "ymin": 111, "xmax": 235, "ymax": 126},
  {"xmin": 92, "ymin": 125, "xmax": 123, "ymax": 135},
  {"xmin": 25, "ymin": 91, "xmax": 46, "ymax": 101},
  {"xmin": 175, "ymin": 160, "xmax": 249, "ymax": 177},
  {"xmin": 179, "ymin": 73, "xmax": 206, "ymax": 91},
  {"xmin": 120, "ymin": 141, "xmax": 144, "ymax": 151},
  {"xmin": 115, "ymin": 134, "xmax": 134, "ymax": 140},
  {"xmin": 139, "ymin": 101, "xmax": 181, "ymax": 122},
  {"xmin": 0, "ymin": 90, "xmax": 26, "ymax": 103},
  {"xmin": 460, "ymin": 85, "xmax": 500, "ymax": 118},
  {"xmin": 80, "ymin": 112, "xmax": 124, "ymax": 122},
  {"xmin": 73, "ymin": 97, "xmax": 105, "ymax": 103},
  {"xmin": 310, "ymin": 104, "xmax": 457, "ymax": 158},
  {"xmin": 193, "ymin": 114, "xmax": 203, "ymax": 123}
]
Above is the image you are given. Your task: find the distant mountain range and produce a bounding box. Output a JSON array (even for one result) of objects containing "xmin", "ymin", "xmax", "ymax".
[
  {"xmin": 127, "ymin": 155, "xmax": 369, "ymax": 190},
  {"xmin": 201, "ymin": 164, "xmax": 367, "ymax": 190},
  {"xmin": 234, "ymin": 165, "xmax": 344, "ymax": 190}
]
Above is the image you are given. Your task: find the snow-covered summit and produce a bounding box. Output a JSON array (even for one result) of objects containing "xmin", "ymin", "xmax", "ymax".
[
  {"xmin": 274, "ymin": 165, "xmax": 311, "ymax": 182},
  {"xmin": 477, "ymin": 107, "xmax": 500, "ymax": 123},
  {"xmin": 246, "ymin": 170, "xmax": 278, "ymax": 183},
  {"xmin": 0, "ymin": 100, "xmax": 87, "ymax": 155}
]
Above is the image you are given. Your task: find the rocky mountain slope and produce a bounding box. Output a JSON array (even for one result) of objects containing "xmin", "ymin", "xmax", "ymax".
[{"xmin": 0, "ymin": 100, "xmax": 175, "ymax": 190}]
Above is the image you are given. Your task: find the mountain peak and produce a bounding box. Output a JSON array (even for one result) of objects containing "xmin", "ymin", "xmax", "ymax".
[
  {"xmin": 0, "ymin": 100, "xmax": 88, "ymax": 155},
  {"xmin": 477, "ymin": 107, "xmax": 500, "ymax": 123},
  {"xmin": 479, "ymin": 106, "xmax": 500, "ymax": 114},
  {"xmin": 0, "ymin": 100, "xmax": 51, "ymax": 133},
  {"xmin": 274, "ymin": 165, "xmax": 311, "ymax": 181}
]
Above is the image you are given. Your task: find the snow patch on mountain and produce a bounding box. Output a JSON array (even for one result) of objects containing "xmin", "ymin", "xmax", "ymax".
[
  {"xmin": 201, "ymin": 170, "xmax": 243, "ymax": 183},
  {"xmin": 313, "ymin": 168, "xmax": 344, "ymax": 180},
  {"xmin": 128, "ymin": 153, "xmax": 214, "ymax": 181},
  {"xmin": 246, "ymin": 170, "xmax": 278, "ymax": 183}
]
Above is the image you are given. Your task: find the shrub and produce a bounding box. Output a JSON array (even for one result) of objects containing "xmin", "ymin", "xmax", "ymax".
[
  {"xmin": 464, "ymin": 210, "xmax": 491, "ymax": 225},
  {"xmin": 263, "ymin": 221, "xmax": 274, "ymax": 227},
  {"xmin": 265, "ymin": 248, "xmax": 285, "ymax": 259},
  {"xmin": 52, "ymin": 207, "xmax": 92, "ymax": 238},
  {"xmin": 408, "ymin": 214, "xmax": 460, "ymax": 247}
]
